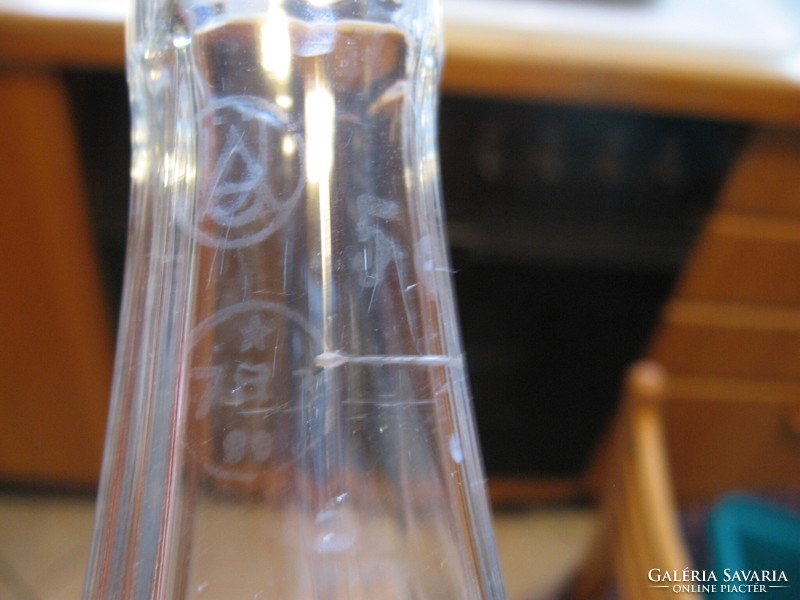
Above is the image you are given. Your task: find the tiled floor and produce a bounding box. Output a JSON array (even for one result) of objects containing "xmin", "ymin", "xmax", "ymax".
[
  {"xmin": 0, "ymin": 493, "xmax": 96, "ymax": 600},
  {"xmin": 0, "ymin": 491, "xmax": 595, "ymax": 600}
]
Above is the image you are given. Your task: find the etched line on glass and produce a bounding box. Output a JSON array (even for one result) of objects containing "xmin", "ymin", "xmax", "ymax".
[
  {"xmin": 237, "ymin": 404, "xmax": 290, "ymax": 417},
  {"xmin": 314, "ymin": 351, "xmax": 461, "ymax": 368},
  {"xmin": 353, "ymin": 193, "xmax": 404, "ymax": 290},
  {"xmin": 209, "ymin": 125, "xmax": 266, "ymax": 227},
  {"xmin": 341, "ymin": 399, "xmax": 435, "ymax": 408},
  {"xmin": 189, "ymin": 300, "xmax": 322, "ymax": 348}
]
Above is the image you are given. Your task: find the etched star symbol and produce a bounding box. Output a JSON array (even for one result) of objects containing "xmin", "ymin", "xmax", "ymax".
[{"xmin": 240, "ymin": 314, "xmax": 272, "ymax": 352}]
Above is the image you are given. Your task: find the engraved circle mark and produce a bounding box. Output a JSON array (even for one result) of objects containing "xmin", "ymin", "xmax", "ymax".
[
  {"xmin": 188, "ymin": 301, "xmax": 322, "ymax": 479},
  {"xmin": 195, "ymin": 95, "xmax": 304, "ymax": 249},
  {"xmin": 190, "ymin": 300, "xmax": 322, "ymax": 420}
]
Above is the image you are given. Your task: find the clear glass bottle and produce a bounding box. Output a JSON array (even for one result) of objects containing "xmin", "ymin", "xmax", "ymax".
[{"xmin": 83, "ymin": 0, "xmax": 507, "ymax": 598}]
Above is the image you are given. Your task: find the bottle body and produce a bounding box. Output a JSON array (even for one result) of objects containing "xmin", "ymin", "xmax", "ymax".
[{"xmin": 83, "ymin": 1, "xmax": 506, "ymax": 598}]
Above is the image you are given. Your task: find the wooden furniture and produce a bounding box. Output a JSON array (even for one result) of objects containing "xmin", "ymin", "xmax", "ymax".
[
  {"xmin": 570, "ymin": 361, "xmax": 695, "ymax": 600},
  {"xmin": 2, "ymin": 0, "xmax": 800, "ymax": 497},
  {"xmin": 571, "ymin": 359, "xmax": 800, "ymax": 599},
  {"xmin": 0, "ymin": 4, "xmax": 117, "ymax": 486},
  {"xmin": 646, "ymin": 128, "xmax": 800, "ymax": 502},
  {"xmin": 569, "ymin": 125, "xmax": 800, "ymax": 598}
]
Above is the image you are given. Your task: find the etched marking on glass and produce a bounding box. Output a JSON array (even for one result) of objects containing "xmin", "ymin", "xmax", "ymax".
[
  {"xmin": 250, "ymin": 429, "xmax": 272, "ymax": 461},
  {"xmin": 353, "ymin": 193, "xmax": 403, "ymax": 289},
  {"xmin": 191, "ymin": 364, "xmax": 224, "ymax": 420},
  {"xmin": 222, "ymin": 428, "xmax": 248, "ymax": 464},
  {"xmin": 188, "ymin": 301, "xmax": 322, "ymax": 476},
  {"xmin": 240, "ymin": 314, "xmax": 273, "ymax": 352},
  {"xmin": 193, "ymin": 96, "xmax": 305, "ymax": 249},
  {"xmin": 229, "ymin": 361, "xmax": 271, "ymax": 407}
]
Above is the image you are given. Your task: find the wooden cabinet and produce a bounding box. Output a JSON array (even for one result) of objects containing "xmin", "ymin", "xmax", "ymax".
[
  {"xmin": 647, "ymin": 129, "xmax": 800, "ymax": 502},
  {"xmin": 0, "ymin": 69, "xmax": 112, "ymax": 486}
]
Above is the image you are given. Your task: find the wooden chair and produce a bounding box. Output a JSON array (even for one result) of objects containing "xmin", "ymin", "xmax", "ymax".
[
  {"xmin": 569, "ymin": 359, "xmax": 800, "ymax": 600},
  {"xmin": 568, "ymin": 361, "xmax": 696, "ymax": 600}
]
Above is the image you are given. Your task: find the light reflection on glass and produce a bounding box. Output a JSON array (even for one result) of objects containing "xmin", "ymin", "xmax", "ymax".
[
  {"xmin": 277, "ymin": 94, "xmax": 293, "ymax": 108},
  {"xmin": 304, "ymin": 85, "xmax": 335, "ymax": 184},
  {"xmin": 282, "ymin": 133, "xmax": 298, "ymax": 157},
  {"xmin": 260, "ymin": 3, "xmax": 292, "ymax": 82},
  {"xmin": 304, "ymin": 77, "xmax": 336, "ymax": 348}
]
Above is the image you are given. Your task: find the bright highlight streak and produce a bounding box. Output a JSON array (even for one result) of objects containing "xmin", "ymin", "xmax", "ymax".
[
  {"xmin": 259, "ymin": 6, "xmax": 291, "ymax": 81},
  {"xmin": 305, "ymin": 86, "xmax": 335, "ymax": 183}
]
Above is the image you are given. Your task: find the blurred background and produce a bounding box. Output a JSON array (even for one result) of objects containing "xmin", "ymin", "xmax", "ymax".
[{"xmin": 2, "ymin": 0, "xmax": 800, "ymax": 598}]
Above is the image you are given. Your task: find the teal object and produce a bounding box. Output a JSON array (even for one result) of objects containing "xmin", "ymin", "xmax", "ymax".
[{"xmin": 707, "ymin": 494, "xmax": 800, "ymax": 599}]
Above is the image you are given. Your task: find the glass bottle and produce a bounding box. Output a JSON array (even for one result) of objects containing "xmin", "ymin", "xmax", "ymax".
[{"xmin": 82, "ymin": 0, "xmax": 507, "ymax": 598}]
